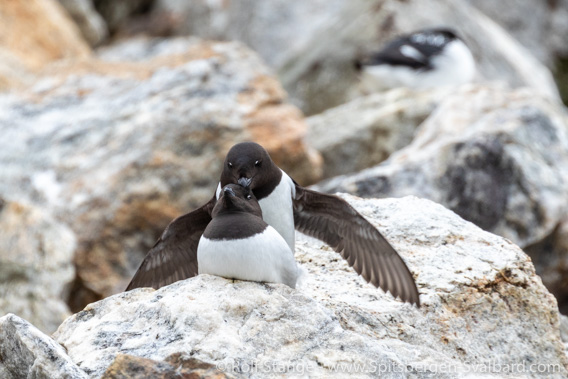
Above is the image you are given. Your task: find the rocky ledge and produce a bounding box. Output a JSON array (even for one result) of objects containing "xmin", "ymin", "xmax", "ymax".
[
  {"xmin": 0, "ymin": 36, "xmax": 321, "ymax": 317},
  {"xmin": 1, "ymin": 195, "xmax": 566, "ymax": 378}
]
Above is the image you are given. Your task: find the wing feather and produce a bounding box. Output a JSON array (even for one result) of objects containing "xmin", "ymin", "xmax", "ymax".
[
  {"xmin": 125, "ymin": 196, "xmax": 215, "ymax": 291},
  {"xmin": 293, "ymin": 185, "xmax": 420, "ymax": 306}
]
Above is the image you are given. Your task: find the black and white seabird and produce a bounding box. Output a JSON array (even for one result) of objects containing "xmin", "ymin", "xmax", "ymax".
[
  {"xmin": 356, "ymin": 27, "xmax": 475, "ymax": 92},
  {"xmin": 198, "ymin": 183, "xmax": 300, "ymax": 288},
  {"xmin": 126, "ymin": 142, "xmax": 420, "ymax": 306}
]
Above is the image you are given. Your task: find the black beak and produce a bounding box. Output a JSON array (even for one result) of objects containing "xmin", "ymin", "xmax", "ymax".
[
  {"xmin": 238, "ymin": 177, "xmax": 252, "ymax": 188},
  {"xmin": 223, "ymin": 186, "xmax": 236, "ymax": 197}
]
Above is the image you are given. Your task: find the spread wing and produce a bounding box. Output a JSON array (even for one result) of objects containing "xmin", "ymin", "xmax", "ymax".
[
  {"xmin": 125, "ymin": 196, "xmax": 216, "ymax": 291},
  {"xmin": 293, "ymin": 185, "xmax": 420, "ymax": 306}
]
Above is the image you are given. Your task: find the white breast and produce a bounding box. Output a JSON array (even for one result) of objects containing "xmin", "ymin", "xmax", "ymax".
[
  {"xmin": 197, "ymin": 226, "xmax": 299, "ymax": 288},
  {"xmin": 216, "ymin": 171, "xmax": 296, "ymax": 252},
  {"xmin": 427, "ymin": 39, "xmax": 475, "ymax": 86},
  {"xmin": 258, "ymin": 171, "xmax": 296, "ymax": 252}
]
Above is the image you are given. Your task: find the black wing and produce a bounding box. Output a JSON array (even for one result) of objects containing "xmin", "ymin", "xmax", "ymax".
[
  {"xmin": 362, "ymin": 36, "xmax": 430, "ymax": 69},
  {"xmin": 360, "ymin": 29, "xmax": 455, "ymax": 70},
  {"xmin": 293, "ymin": 185, "xmax": 420, "ymax": 306},
  {"xmin": 125, "ymin": 196, "xmax": 216, "ymax": 291}
]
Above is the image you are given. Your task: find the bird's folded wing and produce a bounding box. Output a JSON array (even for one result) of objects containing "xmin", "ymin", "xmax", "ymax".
[
  {"xmin": 363, "ymin": 36, "xmax": 439, "ymax": 70},
  {"xmin": 125, "ymin": 196, "xmax": 215, "ymax": 291},
  {"xmin": 293, "ymin": 186, "xmax": 420, "ymax": 306}
]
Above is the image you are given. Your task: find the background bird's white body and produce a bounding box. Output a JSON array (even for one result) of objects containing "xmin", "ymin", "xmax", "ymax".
[
  {"xmin": 360, "ymin": 39, "xmax": 476, "ymax": 92},
  {"xmin": 197, "ymin": 226, "xmax": 300, "ymax": 288}
]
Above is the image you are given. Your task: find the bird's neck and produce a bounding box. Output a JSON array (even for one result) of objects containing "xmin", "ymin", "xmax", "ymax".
[{"xmin": 254, "ymin": 166, "xmax": 282, "ymax": 200}]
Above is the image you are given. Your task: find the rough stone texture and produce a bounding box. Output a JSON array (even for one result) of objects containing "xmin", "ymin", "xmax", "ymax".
[
  {"xmin": 152, "ymin": 0, "xmax": 560, "ymax": 115},
  {"xmin": 525, "ymin": 216, "xmax": 568, "ymax": 315},
  {"xmin": 0, "ymin": 198, "xmax": 76, "ymax": 334},
  {"xmin": 467, "ymin": 0, "xmax": 568, "ymax": 67},
  {"xmin": 306, "ymin": 87, "xmax": 452, "ymax": 179},
  {"xmin": 0, "ymin": 0, "xmax": 91, "ymax": 90},
  {"xmin": 101, "ymin": 353, "xmax": 238, "ymax": 379},
  {"xmin": 0, "ymin": 313, "xmax": 88, "ymax": 379},
  {"xmin": 561, "ymin": 315, "xmax": 568, "ymax": 356},
  {"xmin": 53, "ymin": 196, "xmax": 567, "ymax": 378},
  {"xmin": 318, "ymin": 84, "xmax": 568, "ymax": 314},
  {"xmin": 0, "ymin": 36, "xmax": 321, "ymax": 312},
  {"xmin": 58, "ymin": 0, "xmax": 109, "ymax": 46}
]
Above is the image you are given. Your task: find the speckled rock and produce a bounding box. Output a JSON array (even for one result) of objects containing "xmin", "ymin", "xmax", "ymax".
[
  {"xmin": 0, "ymin": 36, "xmax": 321, "ymax": 313},
  {"xmin": 151, "ymin": 0, "xmax": 560, "ymax": 115},
  {"xmin": 561, "ymin": 315, "xmax": 568, "ymax": 346},
  {"xmin": 0, "ymin": 314, "xmax": 87, "ymax": 379},
  {"xmin": 306, "ymin": 87, "xmax": 452, "ymax": 179},
  {"xmin": 101, "ymin": 353, "xmax": 237, "ymax": 379},
  {"xmin": 0, "ymin": 198, "xmax": 76, "ymax": 333},
  {"xmin": 317, "ymin": 84, "xmax": 568, "ymax": 315},
  {"xmin": 53, "ymin": 196, "xmax": 567, "ymax": 378}
]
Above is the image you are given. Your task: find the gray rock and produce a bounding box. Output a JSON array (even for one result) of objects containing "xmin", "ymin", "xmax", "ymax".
[
  {"xmin": 306, "ymin": 87, "xmax": 452, "ymax": 179},
  {"xmin": 467, "ymin": 0, "xmax": 568, "ymax": 66},
  {"xmin": 58, "ymin": 0, "xmax": 109, "ymax": 46},
  {"xmin": 0, "ymin": 313, "xmax": 87, "ymax": 379},
  {"xmin": 0, "ymin": 36, "xmax": 320, "ymax": 312},
  {"xmin": 560, "ymin": 314, "xmax": 568, "ymax": 345},
  {"xmin": 53, "ymin": 196, "xmax": 567, "ymax": 378},
  {"xmin": 152, "ymin": 0, "xmax": 560, "ymax": 115},
  {"xmin": 525, "ymin": 214, "xmax": 568, "ymax": 314},
  {"xmin": 0, "ymin": 198, "xmax": 75, "ymax": 334},
  {"xmin": 317, "ymin": 84, "xmax": 568, "ymax": 314}
]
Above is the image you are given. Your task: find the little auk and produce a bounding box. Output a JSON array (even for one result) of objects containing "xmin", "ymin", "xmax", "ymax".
[
  {"xmin": 356, "ymin": 27, "xmax": 475, "ymax": 92},
  {"xmin": 126, "ymin": 142, "xmax": 420, "ymax": 306},
  {"xmin": 198, "ymin": 183, "xmax": 300, "ymax": 288}
]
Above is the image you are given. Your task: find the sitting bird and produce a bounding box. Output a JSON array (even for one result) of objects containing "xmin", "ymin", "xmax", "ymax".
[
  {"xmin": 198, "ymin": 183, "xmax": 300, "ymax": 288},
  {"xmin": 356, "ymin": 27, "xmax": 475, "ymax": 92},
  {"xmin": 126, "ymin": 142, "xmax": 420, "ymax": 306}
]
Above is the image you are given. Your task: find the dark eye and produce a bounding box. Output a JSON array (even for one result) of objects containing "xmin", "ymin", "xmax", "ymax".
[
  {"xmin": 254, "ymin": 160, "xmax": 261, "ymax": 167},
  {"xmin": 228, "ymin": 162, "xmax": 233, "ymax": 168},
  {"xmin": 246, "ymin": 194, "xmax": 252, "ymax": 200}
]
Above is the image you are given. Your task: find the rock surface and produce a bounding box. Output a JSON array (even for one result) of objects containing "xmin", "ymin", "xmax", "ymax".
[
  {"xmin": 318, "ymin": 84, "xmax": 568, "ymax": 314},
  {"xmin": 0, "ymin": 313, "xmax": 87, "ymax": 379},
  {"xmin": 93, "ymin": 0, "xmax": 154, "ymax": 35},
  {"xmin": 58, "ymin": 0, "xmax": 109, "ymax": 46},
  {"xmin": 561, "ymin": 315, "xmax": 568, "ymax": 359},
  {"xmin": 0, "ymin": 0, "xmax": 90, "ymax": 90},
  {"xmin": 101, "ymin": 353, "xmax": 236, "ymax": 379},
  {"xmin": 467, "ymin": 0, "xmax": 568, "ymax": 67},
  {"xmin": 0, "ymin": 36, "xmax": 320, "ymax": 312},
  {"xmin": 151, "ymin": 0, "xmax": 560, "ymax": 115},
  {"xmin": 52, "ymin": 196, "xmax": 567, "ymax": 378},
  {"xmin": 0, "ymin": 198, "xmax": 76, "ymax": 333},
  {"xmin": 306, "ymin": 87, "xmax": 452, "ymax": 179}
]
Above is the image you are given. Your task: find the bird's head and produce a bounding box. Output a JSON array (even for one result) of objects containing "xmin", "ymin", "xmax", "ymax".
[
  {"xmin": 213, "ymin": 183, "xmax": 262, "ymax": 218},
  {"xmin": 220, "ymin": 142, "xmax": 280, "ymax": 196}
]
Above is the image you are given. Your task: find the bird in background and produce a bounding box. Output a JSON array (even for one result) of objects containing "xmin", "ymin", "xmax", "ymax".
[
  {"xmin": 126, "ymin": 142, "xmax": 420, "ymax": 306},
  {"xmin": 356, "ymin": 27, "xmax": 475, "ymax": 93}
]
